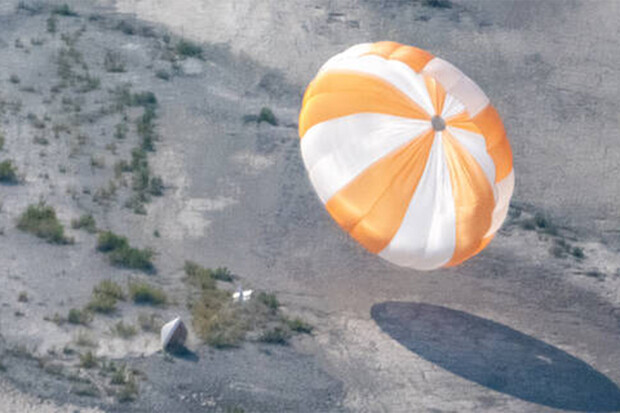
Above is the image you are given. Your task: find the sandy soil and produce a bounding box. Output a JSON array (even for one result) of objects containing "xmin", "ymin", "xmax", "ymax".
[{"xmin": 1, "ymin": 0, "xmax": 619, "ymax": 412}]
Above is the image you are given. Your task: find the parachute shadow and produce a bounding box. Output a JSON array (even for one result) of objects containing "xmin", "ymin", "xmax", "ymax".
[{"xmin": 371, "ymin": 302, "xmax": 620, "ymax": 412}]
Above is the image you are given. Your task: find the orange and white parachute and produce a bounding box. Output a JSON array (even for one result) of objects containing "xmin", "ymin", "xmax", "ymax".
[{"xmin": 299, "ymin": 42, "xmax": 514, "ymax": 270}]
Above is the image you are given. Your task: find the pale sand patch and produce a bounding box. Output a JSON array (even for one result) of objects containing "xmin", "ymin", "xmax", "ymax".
[{"xmin": 231, "ymin": 151, "xmax": 275, "ymax": 174}]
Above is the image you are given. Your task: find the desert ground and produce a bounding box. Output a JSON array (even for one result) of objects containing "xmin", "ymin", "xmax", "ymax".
[{"xmin": 1, "ymin": 0, "xmax": 619, "ymax": 412}]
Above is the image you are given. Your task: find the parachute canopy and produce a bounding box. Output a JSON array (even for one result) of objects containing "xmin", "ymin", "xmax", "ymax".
[{"xmin": 298, "ymin": 42, "xmax": 514, "ymax": 270}]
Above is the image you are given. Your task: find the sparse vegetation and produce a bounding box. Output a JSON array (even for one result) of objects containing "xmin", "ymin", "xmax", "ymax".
[
  {"xmin": 129, "ymin": 281, "xmax": 167, "ymax": 306},
  {"xmin": 259, "ymin": 327, "xmax": 291, "ymax": 345},
  {"xmin": 96, "ymin": 231, "xmax": 154, "ymax": 271},
  {"xmin": 68, "ymin": 308, "xmax": 93, "ymax": 325},
  {"xmin": 0, "ymin": 160, "xmax": 19, "ymax": 184},
  {"xmin": 155, "ymin": 70, "xmax": 170, "ymax": 81},
  {"xmin": 116, "ymin": 20, "xmax": 136, "ymax": 36},
  {"xmin": 0, "ymin": 132, "xmax": 4, "ymax": 150},
  {"xmin": 72, "ymin": 382, "xmax": 99, "ymax": 398},
  {"xmin": 52, "ymin": 4, "xmax": 78, "ymax": 17},
  {"xmin": 258, "ymin": 107, "xmax": 277, "ymax": 126},
  {"xmin": 97, "ymin": 231, "xmax": 129, "ymax": 253},
  {"xmin": 286, "ymin": 317, "xmax": 313, "ymax": 334},
  {"xmin": 117, "ymin": 372, "xmax": 139, "ymax": 402},
  {"xmin": 94, "ymin": 279, "xmax": 125, "ymax": 301},
  {"xmin": 71, "ymin": 214, "xmax": 97, "ymax": 233},
  {"xmin": 149, "ymin": 176, "xmax": 164, "ymax": 196},
  {"xmin": 17, "ymin": 1, "xmax": 43, "ymax": 14},
  {"xmin": 86, "ymin": 293, "xmax": 117, "ymax": 314},
  {"xmin": 9, "ymin": 74, "xmax": 20, "ymax": 84},
  {"xmin": 137, "ymin": 312, "xmax": 162, "ymax": 333},
  {"xmin": 114, "ymin": 122, "xmax": 128, "ymax": 139},
  {"xmin": 176, "ymin": 39, "xmax": 203, "ymax": 59},
  {"xmin": 18, "ymin": 291, "xmax": 28, "ymax": 303},
  {"xmin": 571, "ymin": 246, "xmax": 585, "ymax": 260},
  {"xmin": 244, "ymin": 107, "xmax": 278, "ymax": 126},
  {"xmin": 185, "ymin": 261, "xmax": 234, "ymax": 287},
  {"xmin": 257, "ymin": 292, "xmax": 279, "ymax": 312},
  {"xmin": 110, "ymin": 321, "xmax": 137, "ymax": 339},
  {"xmin": 79, "ymin": 351, "xmax": 98, "ymax": 369},
  {"xmin": 424, "ymin": 0, "xmax": 452, "ymax": 8},
  {"xmin": 87, "ymin": 279, "xmax": 125, "ymax": 314},
  {"xmin": 17, "ymin": 202, "xmax": 72, "ymax": 244},
  {"xmin": 74, "ymin": 330, "xmax": 98, "ymax": 348},
  {"xmin": 46, "ymin": 15, "xmax": 57, "ymax": 34},
  {"xmin": 27, "ymin": 112, "xmax": 45, "ymax": 129},
  {"xmin": 104, "ymin": 50, "xmax": 126, "ymax": 73}
]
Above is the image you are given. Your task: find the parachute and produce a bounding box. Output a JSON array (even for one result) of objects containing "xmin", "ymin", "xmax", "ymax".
[{"xmin": 298, "ymin": 42, "xmax": 514, "ymax": 270}]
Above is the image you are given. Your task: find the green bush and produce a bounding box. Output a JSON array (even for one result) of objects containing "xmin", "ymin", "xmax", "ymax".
[
  {"xmin": 212, "ymin": 267, "xmax": 234, "ymax": 282},
  {"xmin": 176, "ymin": 39, "xmax": 203, "ymax": 59},
  {"xmin": 109, "ymin": 247, "xmax": 154, "ymax": 271},
  {"xmin": 0, "ymin": 160, "xmax": 18, "ymax": 184},
  {"xmin": 424, "ymin": 0, "xmax": 452, "ymax": 8},
  {"xmin": 257, "ymin": 107, "xmax": 277, "ymax": 126},
  {"xmin": 534, "ymin": 212, "xmax": 558, "ymax": 235},
  {"xmin": 71, "ymin": 214, "xmax": 97, "ymax": 233},
  {"xmin": 46, "ymin": 15, "xmax": 57, "ymax": 33},
  {"xmin": 17, "ymin": 202, "xmax": 72, "ymax": 244},
  {"xmin": 259, "ymin": 327, "xmax": 291, "ymax": 345},
  {"xmin": 149, "ymin": 176, "xmax": 164, "ymax": 196},
  {"xmin": 571, "ymin": 247, "xmax": 585, "ymax": 260},
  {"xmin": 286, "ymin": 318, "xmax": 313, "ymax": 334},
  {"xmin": 97, "ymin": 231, "xmax": 154, "ymax": 271},
  {"xmin": 131, "ymin": 92, "xmax": 157, "ymax": 108},
  {"xmin": 93, "ymin": 280, "xmax": 125, "ymax": 301},
  {"xmin": 97, "ymin": 231, "xmax": 128, "ymax": 252},
  {"xmin": 52, "ymin": 4, "xmax": 78, "ymax": 16},
  {"xmin": 129, "ymin": 282, "xmax": 167, "ymax": 306}
]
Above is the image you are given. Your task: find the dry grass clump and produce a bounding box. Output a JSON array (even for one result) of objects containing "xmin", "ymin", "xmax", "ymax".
[
  {"xmin": 68, "ymin": 308, "xmax": 93, "ymax": 325},
  {"xmin": 110, "ymin": 321, "xmax": 137, "ymax": 339},
  {"xmin": 186, "ymin": 259, "xmax": 313, "ymax": 347},
  {"xmin": 137, "ymin": 312, "xmax": 162, "ymax": 333},
  {"xmin": 79, "ymin": 351, "xmax": 98, "ymax": 369},
  {"xmin": 87, "ymin": 280, "xmax": 125, "ymax": 314},
  {"xmin": 104, "ymin": 50, "xmax": 126, "ymax": 73}
]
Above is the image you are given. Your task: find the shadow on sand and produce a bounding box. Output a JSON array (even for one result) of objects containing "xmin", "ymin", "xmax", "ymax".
[
  {"xmin": 371, "ymin": 302, "xmax": 620, "ymax": 412},
  {"xmin": 166, "ymin": 345, "xmax": 199, "ymax": 362}
]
